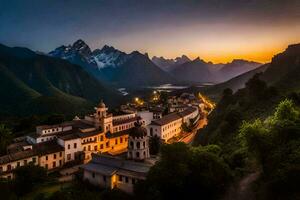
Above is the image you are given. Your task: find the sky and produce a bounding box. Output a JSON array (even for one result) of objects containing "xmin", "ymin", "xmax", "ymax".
[{"xmin": 0, "ymin": 0, "xmax": 299, "ymax": 63}]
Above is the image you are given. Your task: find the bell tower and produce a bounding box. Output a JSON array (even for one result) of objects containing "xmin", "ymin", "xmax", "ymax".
[
  {"xmin": 94, "ymin": 100, "xmax": 112, "ymax": 132},
  {"xmin": 127, "ymin": 121, "xmax": 150, "ymax": 161}
]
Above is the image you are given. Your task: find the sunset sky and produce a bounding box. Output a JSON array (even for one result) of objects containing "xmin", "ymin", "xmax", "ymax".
[{"xmin": 0, "ymin": 0, "xmax": 299, "ymax": 63}]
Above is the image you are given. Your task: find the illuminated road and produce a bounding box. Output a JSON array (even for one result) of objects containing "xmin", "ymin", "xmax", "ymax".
[{"xmin": 179, "ymin": 117, "xmax": 207, "ymax": 144}]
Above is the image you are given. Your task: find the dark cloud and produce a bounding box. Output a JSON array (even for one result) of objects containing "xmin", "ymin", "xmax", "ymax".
[{"xmin": 0, "ymin": 0, "xmax": 299, "ymax": 54}]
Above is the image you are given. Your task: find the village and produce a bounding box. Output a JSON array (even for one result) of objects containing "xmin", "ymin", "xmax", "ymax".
[{"xmin": 0, "ymin": 91, "xmax": 213, "ymax": 194}]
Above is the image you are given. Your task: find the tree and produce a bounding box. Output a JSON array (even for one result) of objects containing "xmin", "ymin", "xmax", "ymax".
[
  {"xmin": 238, "ymin": 100, "xmax": 300, "ymax": 198},
  {"xmin": 0, "ymin": 124, "xmax": 13, "ymax": 156},
  {"xmin": 13, "ymin": 164, "xmax": 48, "ymax": 195},
  {"xmin": 135, "ymin": 143, "xmax": 232, "ymax": 200},
  {"xmin": 149, "ymin": 135, "xmax": 161, "ymax": 155}
]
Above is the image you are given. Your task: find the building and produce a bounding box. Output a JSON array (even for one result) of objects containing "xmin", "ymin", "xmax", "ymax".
[
  {"xmin": 148, "ymin": 106, "xmax": 199, "ymax": 141},
  {"xmin": 0, "ymin": 100, "xmax": 150, "ymax": 179},
  {"xmin": 81, "ymin": 121, "xmax": 156, "ymax": 193}
]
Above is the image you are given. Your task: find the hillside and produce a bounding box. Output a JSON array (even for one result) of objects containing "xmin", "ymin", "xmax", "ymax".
[
  {"xmin": 194, "ymin": 43, "xmax": 300, "ymax": 200},
  {"xmin": 0, "ymin": 44, "xmax": 121, "ymax": 116},
  {"xmin": 201, "ymin": 64, "xmax": 269, "ymax": 100}
]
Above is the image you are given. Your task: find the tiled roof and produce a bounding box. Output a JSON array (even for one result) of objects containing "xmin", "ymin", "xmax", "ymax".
[
  {"xmin": 57, "ymin": 131, "xmax": 80, "ymax": 141},
  {"xmin": 150, "ymin": 113, "xmax": 181, "ymax": 126},
  {"xmin": 113, "ymin": 116, "xmax": 141, "ymax": 126},
  {"xmin": 0, "ymin": 149, "xmax": 37, "ymax": 165},
  {"xmin": 178, "ymin": 107, "xmax": 197, "ymax": 117},
  {"xmin": 81, "ymin": 154, "xmax": 152, "ymax": 177},
  {"xmin": 33, "ymin": 141, "xmax": 64, "ymax": 155},
  {"xmin": 105, "ymin": 129, "xmax": 131, "ymax": 139}
]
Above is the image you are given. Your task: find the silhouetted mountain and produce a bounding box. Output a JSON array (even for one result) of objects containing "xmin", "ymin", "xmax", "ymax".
[
  {"xmin": 50, "ymin": 40, "xmax": 175, "ymax": 87},
  {"xmin": 152, "ymin": 55, "xmax": 191, "ymax": 72},
  {"xmin": 170, "ymin": 57, "xmax": 215, "ymax": 83},
  {"xmin": 0, "ymin": 43, "xmax": 120, "ymax": 116},
  {"xmin": 218, "ymin": 59, "xmax": 261, "ymax": 82},
  {"xmin": 261, "ymin": 43, "xmax": 300, "ymax": 92},
  {"xmin": 201, "ymin": 43, "xmax": 300, "ymax": 99},
  {"xmin": 202, "ymin": 64, "xmax": 269, "ymax": 100}
]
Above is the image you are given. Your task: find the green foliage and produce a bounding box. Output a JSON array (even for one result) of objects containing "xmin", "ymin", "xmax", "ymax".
[
  {"xmin": 13, "ymin": 164, "xmax": 48, "ymax": 195},
  {"xmin": 0, "ymin": 124, "xmax": 13, "ymax": 155},
  {"xmin": 238, "ymin": 100, "xmax": 300, "ymax": 198},
  {"xmin": 181, "ymin": 122, "xmax": 192, "ymax": 132},
  {"xmin": 135, "ymin": 143, "xmax": 232, "ymax": 200},
  {"xmin": 149, "ymin": 135, "xmax": 161, "ymax": 155}
]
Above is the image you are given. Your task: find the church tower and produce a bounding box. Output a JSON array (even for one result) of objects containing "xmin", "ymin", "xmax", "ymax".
[
  {"xmin": 94, "ymin": 100, "xmax": 112, "ymax": 132},
  {"xmin": 127, "ymin": 121, "xmax": 150, "ymax": 161}
]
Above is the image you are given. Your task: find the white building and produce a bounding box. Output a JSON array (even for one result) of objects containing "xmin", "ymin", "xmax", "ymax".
[
  {"xmin": 148, "ymin": 107, "xmax": 199, "ymax": 141},
  {"xmin": 81, "ymin": 122, "xmax": 155, "ymax": 194}
]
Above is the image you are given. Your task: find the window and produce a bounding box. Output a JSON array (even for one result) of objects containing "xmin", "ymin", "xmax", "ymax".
[
  {"xmin": 54, "ymin": 154, "xmax": 57, "ymax": 159},
  {"xmin": 100, "ymin": 135, "xmax": 104, "ymax": 141},
  {"xmin": 53, "ymin": 161, "xmax": 56, "ymax": 168},
  {"xmin": 136, "ymin": 152, "xmax": 140, "ymax": 158},
  {"xmin": 83, "ymin": 147, "xmax": 86, "ymax": 151},
  {"xmin": 125, "ymin": 177, "xmax": 129, "ymax": 183},
  {"xmin": 137, "ymin": 142, "xmax": 140, "ymax": 149},
  {"xmin": 59, "ymin": 160, "xmax": 62, "ymax": 166},
  {"xmin": 0, "ymin": 167, "xmax": 2, "ymax": 172},
  {"xmin": 68, "ymin": 144, "xmax": 70, "ymax": 149},
  {"xmin": 24, "ymin": 160, "xmax": 27, "ymax": 165},
  {"xmin": 94, "ymin": 146, "xmax": 97, "ymax": 151},
  {"xmin": 94, "ymin": 137, "xmax": 97, "ymax": 142},
  {"xmin": 106, "ymin": 142, "xmax": 109, "ymax": 148},
  {"xmin": 32, "ymin": 157, "xmax": 36, "ymax": 163},
  {"xmin": 144, "ymin": 151, "xmax": 146, "ymax": 156},
  {"xmin": 120, "ymin": 137, "xmax": 123, "ymax": 143},
  {"xmin": 100, "ymin": 144, "xmax": 103, "ymax": 149},
  {"xmin": 74, "ymin": 143, "xmax": 77, "ymax": 149},
  {"xmin": 88, "ymin": 145, "xmax": 91, "ymax": 151},
  {"xmin": 103, "ymin": 176, "xmax": 106, "ymax": 182},
  {"xmin": 119, "ymin": 175, "xmax": 122, "ymax": 182},
  {"xmin": 60, "ymin": 152, "xmax": 62, "ymax": 157},
  {"xmin": 130, "ymin": 141, "xmax": 134, "ymax": 148},
  {"xmin": 115, "ymin": 139, "xmax": 118, "ymax": 145},
  {"xmin": 46, "ymin": 156, "xmax": 48, "ymax": 161},
  {"xmin": 67, "ymin": 154, "xmax": 71, "ymax": 161},
  {"xmin": 143, "ymin": 141, "xmax": 145, "ymax": 147}
]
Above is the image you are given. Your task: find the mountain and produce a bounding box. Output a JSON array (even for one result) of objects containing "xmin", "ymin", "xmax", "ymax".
[
  {"xmin": 169, "ymin": 57, "xmax": 261, "ymax": 84},
  {"xmin": 201, "ymin": 64, "xmax": 269, "ymax": 100},
  {"xmin": 200, "ymin": 43, "xmax": 300, "ymax": 100},
  {"xmin": 170, "ymin": 57, "xmax": 215, "ymax": 83},
  {"xmin": 261, "ymin": 43, "xmax": 300, "ymax": 92},
  {"xmin": 0, "ymin": 43, "xmax": 120, "ymax": 116},
  {"xmin": 194, "ymin": 44, "xmax": 300, "ymax": 200},
  {"xmin": 218, "ymin": 59, "xmax": 261, "ymax": 82},
  {"xmin": 152, "ymin": 55, "xmax": 191, "ymax": 72},
  {"xmin": 49, "ymin": 40, "xmax": 175, "ymax": 87}
]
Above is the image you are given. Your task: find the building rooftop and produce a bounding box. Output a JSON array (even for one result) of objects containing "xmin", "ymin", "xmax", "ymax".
[
  {"xmin": 105, "ymin": 129, "xmax": 131, "ymax": 139},
  {"xmin": 113, "ymin": 116, "xmax": 141, "ymax": 126},
  {"xmin": 0, "ymin": 149, "xmax": 37, "ymax": 165},
  {"xmin": 81, "ymin": 154, "xmax": 153, "ymax": 177},
  {"xmin": 178, "ymin": 107, "xmax": 197, "ymax": 117},
  {"xmin": 33, "ymin": 140, "xmax": 64, "ymax": 155},
  {"xmin": 150, "ymin": 112, "xmax": 181, "ymax": 126}
]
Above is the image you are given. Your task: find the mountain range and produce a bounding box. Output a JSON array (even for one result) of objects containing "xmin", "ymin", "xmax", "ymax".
[
  {"xmin": 201, "ymin": 43, "xmax": 300, "ymax": 99},
  {"xmin": 0, "ymin": 43, "xmax": 121, "ymax": 116},
  {"xmin": 50, "ymin": 39, "xmax": 262, "ymax": 86},
  {"xmin": 49, "ymin": 40, "xmax": 175, "ymax": 87},
  {"xmin": 152, "ymin": 55, "xmax": 191, "ymax": 72}
]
